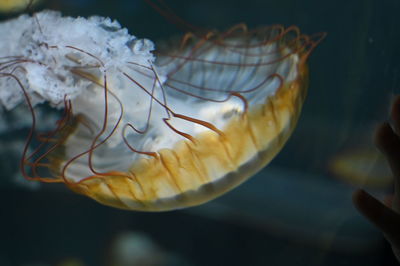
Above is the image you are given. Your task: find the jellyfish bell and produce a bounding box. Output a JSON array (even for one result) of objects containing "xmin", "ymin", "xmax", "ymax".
[
  {"xmin": 0, "ymin": 0, "xmax": 41, "ymax": 13},
  {"xmin": 1, "ymin": 11, "xmax": 324, "ymax": 211}
]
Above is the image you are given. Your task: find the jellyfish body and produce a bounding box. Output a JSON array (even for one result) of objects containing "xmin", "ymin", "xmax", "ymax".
[
  {"xmin": 0, "ymin": 0, "xmax": 41, "ymax": 13},
  {"xmin": 0, "ymin": 11, "xmax": 324, "ymax": 211}
]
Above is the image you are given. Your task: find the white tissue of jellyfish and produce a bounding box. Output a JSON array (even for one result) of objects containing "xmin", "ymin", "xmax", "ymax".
[{"xmin": 0, "ymin": 11, "xmax": 321, "ymax": 211}]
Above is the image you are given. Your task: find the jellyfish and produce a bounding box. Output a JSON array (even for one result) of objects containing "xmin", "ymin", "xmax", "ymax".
[
  {"xmin": 0, "ymin": 0, "xmax": 41, "ymax": 13},
  {"xmin": 0, "ymin": 10, "xmax": 324, "ymax": 211}
]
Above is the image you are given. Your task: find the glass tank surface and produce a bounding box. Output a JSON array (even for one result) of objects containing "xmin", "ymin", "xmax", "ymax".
[{"xmin": 0, "ymin": 0, "xmax": 399, "ymax": 265}]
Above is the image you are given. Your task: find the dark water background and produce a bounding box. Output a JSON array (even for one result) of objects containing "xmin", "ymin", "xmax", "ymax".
[{"xmin": 0, "ymin": 0, "xmax": 399, "ymax": 265}]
